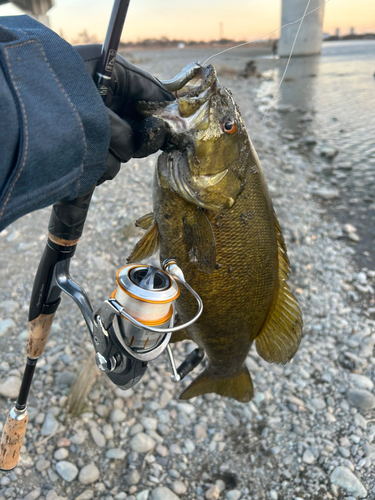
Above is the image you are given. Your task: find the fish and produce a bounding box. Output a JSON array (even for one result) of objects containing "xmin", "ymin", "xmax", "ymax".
[{"xmin": 128, "ymin": 64, "xmax": 303, "ymax": 402}]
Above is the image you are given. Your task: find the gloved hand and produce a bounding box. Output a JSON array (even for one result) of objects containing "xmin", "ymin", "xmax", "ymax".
[{"xmin": 74, "ymin": 44, "xmax": 174, "ymax": 185}]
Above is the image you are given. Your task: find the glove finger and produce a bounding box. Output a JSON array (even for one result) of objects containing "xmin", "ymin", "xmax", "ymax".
[
  {"xmin": 97, "ymin": 153, "xmax": 121, "ymax": 186},
  {"xmin": 108, "ymin": 108, "xmax": 135, "ymax": 163},
  {"xmin": 133, "ymin": 117, "xmax": 167, "ymax": 158}
]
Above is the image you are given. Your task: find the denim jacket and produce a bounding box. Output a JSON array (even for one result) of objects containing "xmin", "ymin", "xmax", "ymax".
[{"xmin": 0, "ymin": 15, "xmax": 110, "ymax": 231}]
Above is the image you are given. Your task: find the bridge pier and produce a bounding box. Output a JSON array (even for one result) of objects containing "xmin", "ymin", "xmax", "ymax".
[{"xmin": 279, "ymin": 0, "xmax": 325, "ymax": 57}]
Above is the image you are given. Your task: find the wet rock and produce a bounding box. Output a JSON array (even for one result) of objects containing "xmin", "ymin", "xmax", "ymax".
[
  {"xmin": 320, "ymin": 146, "xmax": 338, "ymax": 159},
  {"xmin": 0, "ymin": 375, "xmax": 21, "ymax": 399},
  {"xmin": 130, "ymin": 433, "xmax": 156, "ymax": 453},
  {"xmin": 78, "ymin": 463, "xmax": 100, "ymax": 485},
  {"xmin": 40, "ymin": 413, "xmax": 59, "ymax": 436},
  {"xmin": 347, "ymin": 389, "xmax": 375, "ymax": 410},
  {"xmin": 151, "ymin": 486, "xmax": 180, "ymax": 500},
  {"xmin": 330, "ymin": 466, "xmax": 367, "ymax": 497},
  {"xmin": 55, "ymin": 460, "xmax": 79, "ymax": 482}
]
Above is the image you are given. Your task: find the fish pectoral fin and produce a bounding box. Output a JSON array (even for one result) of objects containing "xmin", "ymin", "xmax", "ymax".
[
  {"xmin": 127, "ymin": 220, "xmax": 160, "ymax": 263},
  {"xmin": 183, "ymin": 209, "xmax": 216, "ymax": 275},
  {"xmin": 135, "ymin": 212, "xmax": 154, "ymax": 230},
  {"xmin": 255, "ymin": 214, "xmax": 303, "ymax": 364},
  {"xmin": 179, "ymin": 365, "xmax": 254, "ymax": 403}
]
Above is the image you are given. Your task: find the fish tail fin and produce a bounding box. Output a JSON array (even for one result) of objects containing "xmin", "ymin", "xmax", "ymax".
[
  {"xmin": 255, "ymin": 214, "xmax": 303, "ymax": 364},
  {"xmin": 179, "ymin": 365, "xmax": 254, "ymax": 402}
]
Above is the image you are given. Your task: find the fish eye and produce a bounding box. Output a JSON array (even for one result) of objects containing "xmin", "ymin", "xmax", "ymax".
[{"xmin": 222, "ymin": 119, "xmax": 237, "ymax": 135}]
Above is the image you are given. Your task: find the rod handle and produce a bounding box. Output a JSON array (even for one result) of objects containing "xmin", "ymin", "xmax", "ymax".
[
  {"xmin": 0, "ymin": 408, "xmax": 28, "ymax": 471},
  {"xmin": 27, "ymin": 313, "xmax": 55, "ymax": 359}
]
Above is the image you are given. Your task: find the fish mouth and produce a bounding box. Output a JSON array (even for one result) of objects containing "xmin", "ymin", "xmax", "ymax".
[{"xmin": 166, "ymin": 150, "xmax": 228, "ymax": 211}]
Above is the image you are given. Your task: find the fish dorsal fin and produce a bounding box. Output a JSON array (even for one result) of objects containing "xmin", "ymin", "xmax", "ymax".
[
  {"xmin": 183, "ymin": 208, "xmax": 216, "ymax": 275},
  {"xmin": 255, "ymin": 213, "xmax": 303, "ymax": 364},
  {"xmin": 135, "ymin": 212, "xmax": 154, "ymax": 230},
  {"xmin": 127, "ymin": 217, "xmax": 160, "ymax": 263}
]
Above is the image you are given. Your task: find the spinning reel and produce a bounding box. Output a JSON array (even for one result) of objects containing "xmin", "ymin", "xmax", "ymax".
[{"xmin": 55, "ymin": 258, "xmax": 204, "ymax": 390}]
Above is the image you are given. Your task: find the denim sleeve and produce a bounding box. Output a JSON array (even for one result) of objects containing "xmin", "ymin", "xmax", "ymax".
[{"xmin": 0, "ymin": 16, "xmax": 111, "ymax": 231}]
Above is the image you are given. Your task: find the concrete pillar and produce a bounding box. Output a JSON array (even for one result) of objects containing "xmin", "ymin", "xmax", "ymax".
[
  {"xmin": 279, "ymin": 0, "xmax": 325, "ymax": 57},
  {"xmin": 12, "ymin": 0, "xmax": 54, "ymax": 26}
]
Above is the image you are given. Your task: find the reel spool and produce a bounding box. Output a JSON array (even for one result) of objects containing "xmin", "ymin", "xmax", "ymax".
[{"xmin": 113, "ymin": 264, "xmax": 179, "ymax": 351}]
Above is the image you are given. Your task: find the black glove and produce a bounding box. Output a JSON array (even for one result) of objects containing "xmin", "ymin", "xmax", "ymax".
[{"xmin": 75, "ymin": 44, "xmax": 174, "ymax": 185}]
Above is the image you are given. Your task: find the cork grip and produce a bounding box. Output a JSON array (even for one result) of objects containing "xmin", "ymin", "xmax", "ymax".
[
  {"xmin": 0, "ymin": 411, "xmax": 28, "ymax": 471},
  {"xmin": 27, "ymin": 313, "xmax": 55, "ymax": 359}
]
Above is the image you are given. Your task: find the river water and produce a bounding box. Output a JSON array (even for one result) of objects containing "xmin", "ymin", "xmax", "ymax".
[{"xmin": 257, "ymin": 40, "xmax": 375, "ymax": 269}]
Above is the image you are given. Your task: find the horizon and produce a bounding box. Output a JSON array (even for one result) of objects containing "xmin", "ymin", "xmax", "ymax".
[{"xmin": 0, "ymin": 0, "xmax": 374, "ymax": 44}]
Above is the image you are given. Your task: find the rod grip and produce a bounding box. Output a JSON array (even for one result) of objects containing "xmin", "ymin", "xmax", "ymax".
[
  {"xmin": 0, "ymin": 409, "xmax": 28, "ymax": 471},
  {"xmin": 27, "ymin": 313, "xmax": 55, "ymax": 359}
]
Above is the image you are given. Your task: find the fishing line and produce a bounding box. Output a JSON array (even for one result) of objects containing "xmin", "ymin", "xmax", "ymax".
[
  {"xmin": 202, "ymin": 0, "xmax": 331, "ymax": 66},
  {"xmin": 261, "ymin": 0, "xmax": 313, "ymax": 123}
]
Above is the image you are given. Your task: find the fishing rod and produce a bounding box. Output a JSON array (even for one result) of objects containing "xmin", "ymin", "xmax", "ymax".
[{"xmin": 0, "ymin": 0, "xmax": 204, "ymax": 471}]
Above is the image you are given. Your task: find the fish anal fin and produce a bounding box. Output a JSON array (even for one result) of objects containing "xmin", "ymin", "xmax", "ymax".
[
  {"xmin": 135, "ymin": 212, "xmax": 154, "ymax": 230},
  {"xmin": 179, "ymin": 365, "xmax": 253, "ymax": 402},
  {"xmin": 127, "ymin": 221, "xmax": 160, "ymax": 263},
  {"xmin": 255, "ymin": 213, "xmax": 303, "ymax": 364},
  {"xmin": 183, "ymin": 208, "xmax": 216, "ymax": 275}
]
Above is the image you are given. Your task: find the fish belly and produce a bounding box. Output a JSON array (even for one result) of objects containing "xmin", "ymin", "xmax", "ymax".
[{"xmin": 153, "ymin": 153, "xmax": 278, "ymax": 377}]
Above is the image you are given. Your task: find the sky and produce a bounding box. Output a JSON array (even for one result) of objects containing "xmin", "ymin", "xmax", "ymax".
[{"xmin": 0, "ymin": 0, "xmax": 374, "ymax": 43}]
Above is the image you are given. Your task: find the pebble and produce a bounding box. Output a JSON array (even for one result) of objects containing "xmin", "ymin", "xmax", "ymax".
[
  {"xmin": 40, "ymin": 412, "xmax": 59, "ymax": 436},
  {"xmin": 136, "ymin": 490, "xmax": 150, "ymax": 500},
  {"xmin": 130, "ymin": 433, "xmax": 156, "ymax": 453},
  {"xmin": 89, "ymin": 426, "xmax": 106, "ymax": 448},
  {"xmin": 55, "ymin": 370, "xmax": 76, "ymax": 386},
  {"xmin": 171, "ymin": 480, "xmax": 187, "ymax": 495},
  {"xmin": 140, "ymin": 416, "xmax": 158, "ymax": 430},
  {"xmin": 302, "ymin": 449, "xmax": 315, "ymax": 464},
  {"xmin": 106, "ymin": 448, "xmax": 126, "ymax": 460},
  {"xmin": 0, "ymin": 375, "xmax": 21, "ymax": 399},
  {"xmin": 205, "ymin": 484, "xmax": 221, "ymax": 500},
  {"xmin": 35, "ymin": 457, "xmax": 51, "ymax": 471},
  {"xmin": 125, "ymin": 469, "xmax": 141, "ymax": 486},
  {"xmin": 0, "ymin": 318, "xmax": 16, "ymax": 337},
  {"xmin": 315, "ymin": 188, "xmax": 339, "ymax": 200},
  {"xmin": 159, "ymin": 389, "xmax": 173, "ymax": 408},
  {"xmin": 349, "ymin": 374, "xmax": 374, "ymax": 391},
  {"xmin": 151, "ymin": 486, "xmax": 180, "ymax": 500},
  {"xmin": 22, "ymin": 488, "xmax": 42, "ymax": 500},
  {"xmin": 46, "ymin": 491, "xmax": 59, "ymax": 500},
  {"xmin": 347, "ymin": 389, "xmax": 375, "ymax": 410},
  {"xmin": 0, "ymin": 300, "xmax": 19, "ymax": 313},
  {"xmin": 226, "ymin": 490, "xmax": 242, "ymax": 500},
  {"xmin": 55, "ymin": 460, "xmax": 79, "ymax": 482},
  {"xmin": 75, "ymin": 491, "xmax": 94, "ymax": 500},
  {"xmin": 330, "ymin": 466, "xmax": 367, "ymax": 498},
  {"xmin": 78, "ymin": 463, "xmax": 100, "ymax": 485},
  {"xmin": 54, "ymin": 447, "xmax": 69, "ymax": 460},
  {"xmin": 110, "ymin": 408, "xmax": 127, "ymax": 423}
]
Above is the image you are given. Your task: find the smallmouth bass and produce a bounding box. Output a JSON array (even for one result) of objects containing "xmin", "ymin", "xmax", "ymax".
[{"xmin": 128, "ymin": 64, "xmax": 303, "ymax": 402}]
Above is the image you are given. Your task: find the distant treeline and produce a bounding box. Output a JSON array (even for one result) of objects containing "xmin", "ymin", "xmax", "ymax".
[
  {"xmin": 325, "ymin": 33, "xmax": 375, "ymax": 41},
  {"xmin": 118, "ymin": 37, "xmax": 272, "ymax": 49}
]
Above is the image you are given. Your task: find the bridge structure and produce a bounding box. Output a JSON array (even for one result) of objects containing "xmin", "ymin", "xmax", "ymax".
[
  {"xmin": 279, "ymin": 0, "xmax": 325, "ymax": 56},
  {"xmin": 0, "ymin": 0, "xmax": 54, "ymax": 25}
]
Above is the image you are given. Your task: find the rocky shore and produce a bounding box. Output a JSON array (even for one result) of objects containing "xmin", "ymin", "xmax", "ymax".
[{"xmin": 0, "ymin": 49, "xmax": 374, "ymax": 500}]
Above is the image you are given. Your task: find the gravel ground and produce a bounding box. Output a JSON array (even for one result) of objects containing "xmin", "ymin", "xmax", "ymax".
[{"xmin": 0, "ymin": 49, "xmax": 374, "ymax": 500}]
